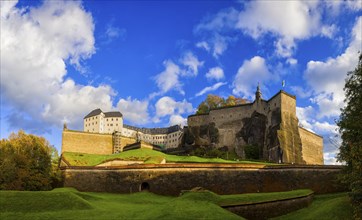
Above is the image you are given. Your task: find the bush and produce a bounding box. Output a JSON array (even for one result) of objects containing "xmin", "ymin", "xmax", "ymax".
[{"xmin": 244, "ymin": 145, "xmax": 260, "ymax": 160}]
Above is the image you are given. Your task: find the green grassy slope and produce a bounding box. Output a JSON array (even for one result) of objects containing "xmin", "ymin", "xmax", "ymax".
[
  {"xmin": 62, "ymin": 148, "xmax": 274, "ymax": 166},
  {"xmin": 0, "ymin": 188, "xmax": 351, "ymax": 220},
  {"xmin": 272, "ymin": 193, "xmax": 353, "ymax": 220},
  {"xmin": 0, "ymin": 188, "xmax": 243, "ymax": 220},
  {"xmin": 0, "ymin": 188, "xmax": 316, "ymax": 220}
]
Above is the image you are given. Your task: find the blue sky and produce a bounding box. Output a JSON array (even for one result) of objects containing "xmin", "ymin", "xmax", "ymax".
[{"xmin": 1, "ymin": 0, "xmax": 361, "ymax": 164}]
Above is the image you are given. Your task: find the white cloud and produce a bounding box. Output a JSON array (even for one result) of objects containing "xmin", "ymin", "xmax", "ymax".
[
  {"xmin": 180, "ymin": 52, "xmax": 204, "ymax": 76},
  {"xmin": 195, "ymin": 82, "xmax": 227, "ymax": 97},
  {"xmin": 101, "ymin": 22, "xmax": 126, "ymax": 44},
  {"xmin": 169, "ymin": 115, "xmax": 187, "ymax": 127},
  {"xmin": 117, "ymin": 97, "xmax": 149, "ymax": 125},
  {"xmin": 155, "ymin": 97, "xmax": 193, "ymax": 118},
  {"xmin": 195, "ymin": 7, "xmax": 239, "ymax": 32},
  {"xmin": 323, "ymin": 151, "xmax": 342, "ymax": 165},
  {"xmin": 195, "ymin": 8, "xmax": 238, "ymax": 58},
  {"xmin": 286, "ymin": 58, "xmax": 298, "ymax": 65},
  {"xmin": 236, "ymin": 1, "xmax": 336, "ymax": 58},
  {"xmin": 154, "ymin": 60, "xmax": 184, "ymax": 95},
  {"xmin": 304, "ymin": 16, "xmax": 362, "ymax": 119},
  {"xmin": 296, "ymin": 106, "xmax": 315, "ymax": 131},
  {"xmin": 154, "ymin": 97, "xmax": 193, "ymax": 126},
  {"xmin": 0, "ymin": 0, "xmax": 113, "ymax": 131},
  {"xmin": 205, "ymin": 67, "xmax": 224, "ymax": 81},
  {"xmin": 314, "ymin": 121, "xmax": 338, "ymax": 135},
  {"xmin": 211, "ymin": 34, "xmax": 230, "ymax": 58},
  {"xmin": 290, "ymin": 86, "xmax": 312, "ymax": 99},
  {"xmin": 310, "ymin": 93, "xmax": 345, "ymax": 118},
  {"xmin": 196, "ymin": 41, "xmax": 210, "ymax": 52},
  {"xmin": 232, "ymin": 56, "xmax": 272, "ymax": 98}
]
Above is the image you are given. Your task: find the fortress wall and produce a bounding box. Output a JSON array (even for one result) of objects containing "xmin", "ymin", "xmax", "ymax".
[
  {"xmin": 62, "ymin": 130, "xmax": 113, "ymax": 155},
  {"xmin": 120, "ymin": 136, "xmax": 137, "ymax": 151},
  {"xmin": 280, "ymin": 92, "xmax": 296, "ymax": 116},
  {"xmin": 209, "ymin": 105, "xmax": 254, "ymax": 127},
  {"xmin": 299, "ymin": 127, "xmax": 324, "ymax": 165},
  {"xmin": 62, "ymin": 166, "xmax": 346, "ymax": 196},
  {"xmin": 188, "ymin": 114, "xmax": 210, "ymax": 126}
]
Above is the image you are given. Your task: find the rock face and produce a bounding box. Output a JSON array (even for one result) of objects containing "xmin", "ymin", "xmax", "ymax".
[{"xmin": 186, "ymin": 89, "xmax": 323, "ymax": 165}]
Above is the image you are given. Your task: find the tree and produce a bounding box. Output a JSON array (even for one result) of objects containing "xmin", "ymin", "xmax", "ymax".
[
  {"xmin": 196, "ymin": 94, "xmax": 249, "ymax": 114},
  {"xmin": 337, "ymin": 53, "xmax": 362, "ymax": 219},
  {"xmin": 0, "ymin": 130, "xmax": 60, "ymax": 190}
]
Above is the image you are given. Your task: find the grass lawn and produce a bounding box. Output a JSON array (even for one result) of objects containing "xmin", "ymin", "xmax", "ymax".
[
  {"xmin": 62, "ymin": 148, "xmax": 275, "ymax": 166},
  {"xmin": 272, "ymin": 193, "xmax": 353, "ymax": 220},
  {"xmin": 0, "ymin": 188, "xmax": 243, "ymax": 220},
  {"xmin": 0, "ymin": 188, "xmax": 316, "ymax": 220}
]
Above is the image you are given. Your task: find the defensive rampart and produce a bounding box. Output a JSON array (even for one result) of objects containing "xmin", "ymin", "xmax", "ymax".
[
  {"xmin": 62, "ymin": 130, "xmax": 113, "ymax": 155},
  {"xmin": 299, "ymin": 127, "xmax": 324, "ymax": 164},
  {"xmin": 62, "ymin": 130, "xmax": 137, "ymax": 155},
  {"xmin": 62, "ymin": 164, "xmax": 346, "ymax": 196}
]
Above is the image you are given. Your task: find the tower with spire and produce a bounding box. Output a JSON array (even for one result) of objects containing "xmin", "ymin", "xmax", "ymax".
[{"xmin": 255, "ymin": 82, "xmax": 262, "ymax": 101}]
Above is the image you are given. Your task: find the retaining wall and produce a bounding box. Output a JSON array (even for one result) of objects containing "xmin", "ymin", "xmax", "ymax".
[
  {"xmin": 62, "ymin": 164, "xmax": 346, "ymax": 196},
  {"xmin": 223, "ymin": 193, "xmax": 314, "ymax": 220}
]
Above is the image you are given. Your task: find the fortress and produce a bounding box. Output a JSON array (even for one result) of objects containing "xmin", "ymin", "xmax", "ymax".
[
  {"xmin": 185, "ymin": 86, "xmax": 323, "ymax": 165},
  {"xmin": 62, "ymin": 108, "xmax": 183, "ymax": 155},
  {"xmin": 61, "ymin": 86, "xmax": 323, "ymax": 165}
]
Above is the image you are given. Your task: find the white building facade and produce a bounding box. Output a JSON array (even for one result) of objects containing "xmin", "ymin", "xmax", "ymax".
[
  {"xmin": 84, "ymin": 108, "xmax": 182, "ymax": 149},
  {"xmin": 84, "ymin": 109, "xmax": 123, "ymax": 133}
]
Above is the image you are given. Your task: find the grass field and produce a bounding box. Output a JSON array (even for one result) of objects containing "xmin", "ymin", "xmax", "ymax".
[
  {"xmin": 272, "ymin": 192, "xmax": 353, "ymax": 220},
  {"xmin": 0, "ymin": 188, "xmax": 316, "ymax": 220},
  {"xmin": 62, "ymin": 148, "xmax": 275, "ymax": 166}
]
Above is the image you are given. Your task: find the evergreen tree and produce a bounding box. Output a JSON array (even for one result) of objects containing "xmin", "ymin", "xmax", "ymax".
[{"xmin": 337, "ymin": 53, "xmax": 362, "ymax": 219}]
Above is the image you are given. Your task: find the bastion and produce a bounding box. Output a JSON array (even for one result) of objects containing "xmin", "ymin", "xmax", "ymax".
[{"xmin": 185, "ymin": 87, "xmax": 324, "ymax": 165}]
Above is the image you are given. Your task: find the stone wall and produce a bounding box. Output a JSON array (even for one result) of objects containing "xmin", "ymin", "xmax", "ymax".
[
  {"xmin": 299, "ymin": 127, "xmax": 324, "ymax": 164},
  {"xmin": 62, "ymin": 130, "xmax": 113, "ymax": 155},
  {"xmin": 62, "ymin": 130, "xmax": 137, "ymax": 155},
  {"xmin": 223, "ymin": 193, "xmax": 314, "ymax": 220},
  {"xmin": 184, "ymin": 90, "xmax": 323, "ymax": 165},
  {"xmin": 62, "ymin": 165, "xmax": 346, "ymax": 196}
]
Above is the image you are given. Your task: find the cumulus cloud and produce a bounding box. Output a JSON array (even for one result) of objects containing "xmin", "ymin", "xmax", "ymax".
[
  {"xmin": 154, "ymin": 60, "xmax": 184, "ymax": 95},
  {"xmin": 195, "ymin": 82, "xmax": 227, "ymax": 97},
  {"xmin": 195, "ymin": 1, "xmax": 344, "ymax": 59},
  {"xmin": 169, "ymin": 115, "xmax": 187, "ymax": 126},
  {"xmin": 304, "ymin": 16, "xmax": 362, "ymax": 119},
  {"xmin": 117, "ymin": 97, "xmax": 149, "ymax": 125},
  {"xmin": 155, "ymin": 97, "xmax": 193, "ymax": 118},
  {"xmin": 296, "ymin": 106, "xmax": 315, "ymax": 131},
  {"xmin": 205, "ymin": 67, "xmax": 224, "ymax": 81},
  {"xmin": 154, "ymin": 97, "xmax": 193, "ymax": 125},
  {"xmin": 236, "ymin": 1, "xmax": 337, "ymax": 58},
  {"xmin": 324, "ymin": 151, "xmax": 342, "ymax": 165},
  {"xmin": 232, "ymin": 56, "xmax": 272, "ymax": 98},
  {"xmin": 180, "ymin": 52, "xmax": 204, "ymax": 76},
  {"xmin": 0, "ymin": 0, "xmax": 117, "ymax": 131}
]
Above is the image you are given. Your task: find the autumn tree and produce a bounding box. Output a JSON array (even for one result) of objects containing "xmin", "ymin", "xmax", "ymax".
[
  {"xmin": 196, "ymin": 94, "xmax": 248, "ymax": 114},
  {"xmin": 337, "ymin": 53, "xmax": 362, "ymax": 219},
  {"xmin": 0, "ymin": 130, "xmax": 60, "ymax": 190}
]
